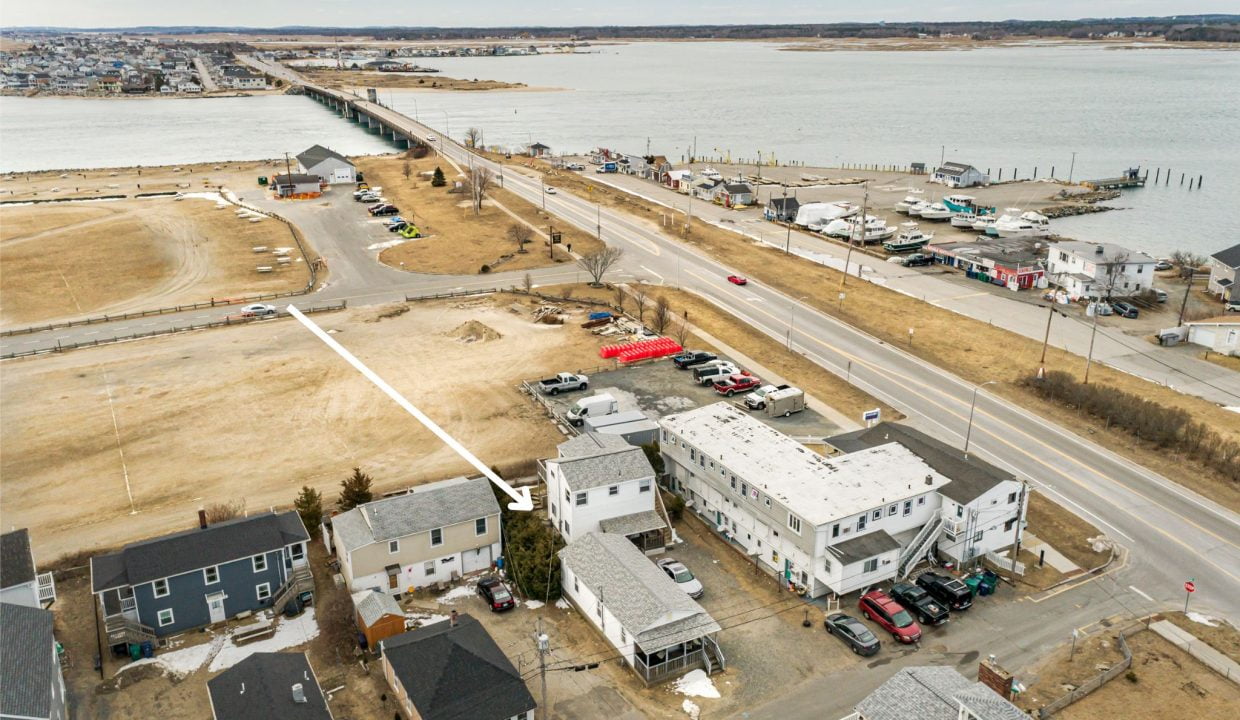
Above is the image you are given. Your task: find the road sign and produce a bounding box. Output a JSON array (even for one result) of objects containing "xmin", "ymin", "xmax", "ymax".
[
  {"xmin": 863, "ymin": 408, "xmax": 881, "ymax": 423},
  {"xmin": 1185, "ymin": 581, "xmax": 1196, "ymax": 593}
]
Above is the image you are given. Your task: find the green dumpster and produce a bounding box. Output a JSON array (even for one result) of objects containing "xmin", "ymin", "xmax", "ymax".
[
  {"xmin": 128, "ymin": 643, "xmax": 142, "ymax": 661},
  {"xmin": 257, "ymin": 176, "xmax": 268, "ymax": 186},
  {"xmin": 963, "ymin": 575, "xmax": 983, "ymax": 596}
]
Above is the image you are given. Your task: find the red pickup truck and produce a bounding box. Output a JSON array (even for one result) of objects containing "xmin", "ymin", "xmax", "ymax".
[{"xmin": 713, "ymin": 373, "xmax": 761, "ymax": 396}]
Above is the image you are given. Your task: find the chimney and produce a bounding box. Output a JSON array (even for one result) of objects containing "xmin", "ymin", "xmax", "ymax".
[
  {"xmin": 198, "ymin": 507, "xmax": 208, "ymax": 529},
  {"xmin": 1095, "ymin": 245, "xmax": 1104, "ymax": 255},
  {"xmin": 924, "ymin": 474, "xmax": 933, "ymax": 486},
  {"xmin": 450, "ymin": 609, "xmax": 459, "ymax": 627},
  {"xmin": 292, "ymin": 683, "xmax": 306, "ymax": 704}
]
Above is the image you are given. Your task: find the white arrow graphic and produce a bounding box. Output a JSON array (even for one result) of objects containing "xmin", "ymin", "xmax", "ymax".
[{"xmin": 287, "ymin": 305, "xmax": 534, "ymax": 511}]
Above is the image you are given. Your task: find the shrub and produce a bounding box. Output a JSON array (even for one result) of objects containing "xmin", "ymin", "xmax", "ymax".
[
  {"xmin": 294, "ymin": 486, "xmax": 324, "ymax": 539},
  {"xmin": 663, "ymin": 491, "xmax": 686, "ymax": 523},
  {"xmin": 480, "ymin": 264, "xmax": 492, "ymax": 274},
  {"xmin": 338, "ymin": 468, "xmax": 374, "ymax": 511}
]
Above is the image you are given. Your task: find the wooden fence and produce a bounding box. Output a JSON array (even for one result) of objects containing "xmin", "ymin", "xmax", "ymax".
[{"xmin": 1037, "ymin": 628, "xmax": 1134, "ymax": 718}]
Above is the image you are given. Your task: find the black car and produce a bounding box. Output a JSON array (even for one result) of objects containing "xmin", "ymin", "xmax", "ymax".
[
  {"xmin": 824, "ymin": 613, "xmax": 880, "ymax": 656},
  {"xmin": 915, "ymin": 572, "xmax": 973, "ymax": 611},
  {"xmin": 387, "ymin": 221, "xmax": 408, "ymax": 233},
  {"xmin": 476, "ymin": 576, "xmax": 515, "ymax": 612},
  {"xmin": 369, "ymin": 204, "xmax": 400, "ymax": 216},
  {"xmin": 672, "ymin": 350, "xmax": 718, "ymax": 369},
  {"xmin": 1112, "ymin": 301, "xmax": 1139, "ymax": 319},
  {"xmin": 903, "ymin": 253, "xmax": 933, "ymax": 267},
  {"xmin": 890, "ymin": 582, "xmax": 950, "ymax": 626}
]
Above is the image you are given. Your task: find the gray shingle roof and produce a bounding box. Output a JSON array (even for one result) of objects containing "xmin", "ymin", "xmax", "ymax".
[
  {"xmin": 1052, "ymin": 240, "xmax": 1156, "ymax": 265},
  {"xmin": 0, "ymin": 602, "xmax": 55, "ymax": 719},
  {"xmin": 553, "ymin": 434, "xmax": 654, "ymax": 491},
  {"xmin": 559, "ymin": 533, "xmax": 719, "ymax": 652},
  {"xmin": 1, "ymin": 529, "xmax": 35, "ymax": 589},
  {"xmin": 723, "ymin": 183, "xmax": 753, "ymax": 194},
  {"xmin": 830, "ymin": 529, "xmax": 901, "ymax": 565},
  {"xmin": 333, "ymin": 477, "xmax": 500, "ymax": 554},
  {"xmin": 381, "ymin": 614, "xmax": 535, "ymax": 720},
  {"xmin": 353, "ymin": 589, "xmax": 403, "ymax": 628},
  {"xmin": 1211, "ymin": 243, "xmax": 1240, "ymax": 269},
  {"xmin": 936, "ymin": 162, "xmax": 977, "ymax": 175},
  {"xmin": 856, "ymin": 666, "xmax": 1025, "ymax": 720},
  {"xmin": 207, "ymin": 652, "xmax": 332, "ymax": 720},
  {"xmin": 827, "ymin": 423, "xmax": 1013, "ymax": 505},
  {"xmin": 273, "ymin": 173, "xmax": 321, "ymax": 185},
  {"xmin": 598, "ymin": 510, "xmax": 668, "ymax": 537},
  {"xmin": 768, "ymin": 197, "xmax": 800, "ymax": 211},
  {"xmin": 296, "ymin": 144, "xmax": 352, "ymax": 169},
  {"xmin": 90, "ymin": 511, "xmax": 309, "ymax": 592}
]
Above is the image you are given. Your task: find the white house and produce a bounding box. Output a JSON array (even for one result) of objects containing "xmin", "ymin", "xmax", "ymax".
[
  {"xmin": 542, "ymin": 433, "xmax": 669, "ymax": 553},
  {"xmin": 296, "ymin": 144, "xmax": 356, "ymax": 184},
  {"xmin": 931, "ymin": 162, "xmax": 988, "ymax": 188},
  {"xmin": 1047, "ymin": 240, "xmax": 1157, "ymax": 299},
  {"xmin": 845, "ymin": 665, "xmax": 1026, "ymax": 720},
  {"xmin": 0, "ymin": 529, "xmax": 55, "ymax": 608},
  {"xmin": 559, "ymin": 532, "xmax": 723, "ymax": 685},
  {"xmin": 1207, "ymin": 243, "xmax": 1240, "ymax": 300},
  {"xmin": 659, "ymin": 404, "xmax": 1024, "ymax": 598},
  {"xmin": 1185, "ymin": 317, "xmax": 1240, "ymax": 356}
]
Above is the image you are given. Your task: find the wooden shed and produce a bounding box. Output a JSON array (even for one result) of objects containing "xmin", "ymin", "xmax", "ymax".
[{"xmin": 353, "ymin": 589, "xmax": 406, "ymax": 650}]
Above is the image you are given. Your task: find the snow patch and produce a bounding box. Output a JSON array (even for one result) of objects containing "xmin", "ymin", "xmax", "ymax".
[
  {"xmin": 555, "ymin": 598, "xmax": 572, "ymax": 610},
  {"xmin": 406, "ymin": 612, "xmax": 450, "ymax": 628},
  {"xmin": 1186, "ymin": 611, "xmax": 1220, "ymax": 627},
  {"xmin": 524, "ymin": 599, "xmax": 545, "ymax": 609},
  {"xmin": 368, "ymin": 238, "xmax": 407, "ymax": 251},
  {"xmin": 1224, "ymin": 407, "xmax": 1240, "ymax": 415},
  {"xmin": 119, "ymin": 634, "xmax": 223, "ymax": 678},
  {"xmin": 671, "ymin": 669, "xmax": 720, "ymax": 699},
  {"xmin": 208, "ymin": 609, "xmax": 320, "ymax": 672},
  {"xmin": 437, "ymin": 585, "xmax": 475, "ymax": 604},
  {"xmin": 681, "ymin": 700, "xmax": 701, "ymax": 719}
]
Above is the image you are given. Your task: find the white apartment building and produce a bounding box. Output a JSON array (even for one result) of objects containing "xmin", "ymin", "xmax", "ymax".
[
  {"xmin": 659, "ymin": 404, "xmax": 1024, "ymax": 598},
  {"xmin": 1047, "ymin": 240, "xmax": 1157, "ymax": 299},
  {"xmin": 542, "ymin": 433, "xmax": 670, "ymax": 553}
]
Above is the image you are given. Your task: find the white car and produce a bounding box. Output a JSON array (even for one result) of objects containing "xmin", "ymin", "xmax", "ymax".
[
  {"xmin": 545, "ymin": 187, "xmax": 557, "ymax": 195},
  {"xmin": 241, "ymin": 303, "xmax": 277, "ymax": 317},
  {"xmin": 656, "ymin": 558, "xmax": 703, "ymax": 599},
  {"xmin": 426, "ymin": 135, "xmax": 437, "ymax": 142}
]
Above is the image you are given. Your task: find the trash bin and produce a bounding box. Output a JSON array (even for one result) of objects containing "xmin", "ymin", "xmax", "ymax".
[
  {"xmin": 963, "ymin": 575, "xmax": 983, "ymax": 596},
  {"xmin": 141, "ymin": 642, "xmax": 154, "ymax": 659},
  {"xmin": 128, "ymin": 643, "xmax": 142, "ymax": 661},
  {"xmin": 979, "ymin": 570, "xmax": 999, "ymax": 596}
]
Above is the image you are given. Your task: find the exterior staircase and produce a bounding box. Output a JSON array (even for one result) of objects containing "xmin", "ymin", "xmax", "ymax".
[
  {"xmin": 36, "ymin": 572, "xmax": 55, "ymax": 606},
  {"xmin": 270, "ymin": 566, "xmax": 315, "ymax": 613},
  {"xmin": 897, "ymin": 515, "xmax": 944, "ymax": 580},
  {"xmin": 104, "ymin": 616, "xmax": 157, "ymax": 647},
  {"xmin": 704, "ymin": 635, "xmax": 726, "ymax": 674}
]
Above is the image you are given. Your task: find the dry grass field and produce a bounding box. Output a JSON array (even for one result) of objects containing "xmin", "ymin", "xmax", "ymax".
[
  {"xmin": 355, "ymin": 155, "xmax": 602, "ymax": 275},
  {"xmin": 299, "ymin": 67, "xmax": 529, "ymax": 91},
  {"xmin": 0, "ymin": 159, "xmax": 284, "ymax": 201},
  {"xmin": 0, "ymin": 294, "xmax": 606, "ymax": 560},
  {"xmin": 0, "ymin": 196, "xmax": 309, "ymax": 326}
]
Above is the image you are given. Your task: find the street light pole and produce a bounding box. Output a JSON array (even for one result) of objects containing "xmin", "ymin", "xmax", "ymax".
[
  {"xmin": 841, "ymin": 182, "xmax": 867, "ymax": 289},
  {"xmin": 783, "ymin": 185, "xmax": 791, "ymax": 254},
  {"xmin": 786, "ymin": 296, "xmax": 808, "ymax": 351},
  {"xmin": 963, "ymin": 380, "xmax": 998, "ymax": 460}
]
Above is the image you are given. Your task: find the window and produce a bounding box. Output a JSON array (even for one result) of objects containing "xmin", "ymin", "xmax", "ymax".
[
  {"xmin": 699, "ymin": 454, "xmax": 705, "ymax": 468},
  {"xmin": 609, "ymin": 485, "xmax": 618, "ymax": 496},
  {"xmin": 388, "ymin": 540, "xmax": 400, "ymax": 554},
  {"xmin": 1004, "ymin": 518, "xmax": 1017, "ymax": 532},
  {"xmin": 563, "ymin": 521, "xmax": 571, "ymax": 535},
  {"xmin": 639, "ymin": 479, "xmax": 651, "ymax": 493},
  {"xmin": 730, "ymin": 476, "xmax": 737, "ymax": 491},
  {"xmin": 787, "ymin": 514, "xmax": 802, "ymax": 534},
  {"xmin": 973, "ymin": 530, "xmax": 984, "ymax": 542},
  {"xmin": 888, "ymin": 504, "xmax": 898, "ymax": 517},
  {"xmin": 741, "ymin": 482, "xmax": 748, "ymax": 497},
  {"xmin": 863, "ymin": 558, "xmax": 878, "ymax": 573},
  {"xmin": 203, "ymin": 566, "xmax": 219, "ymax": 585},
  {"xmin": 252, "ymin": 554, "xmax": 268, "ymax": 573},
  {"xmin": 476, "ymin": 517, "xmax": 487, "ymax": 536},
  {"xmin": 256, "ymin": 583, "xmax": 271, "ymax": 601},
  {"xmin": 903, "ymin": 500, "xmax": 913, "ymax": 516},
  {"xmin": 917, "ymin": 497, "xmax": 926, "ymax": 506},
  {"xmin": 576, "ymin": 492, "xmax": 588, "ymax": 506},
  {"xmin": 823, "ymin": 556, "xmax": 832, "ymax": 571},
  {"xmin": 430, "ymin": 528, "xmax": 443, "ymax": 546},
  {"xmin": 152, "ymin": 578, "xmax": 169, "ymax": 598},
  {"xmin": 157, "ymin": 608, "xmax": 175, "ymax": 627},
  {"xmin": 772, "ymin": 529, "xmax": 779, "ymax": 539},
  {"xmin": 872, "ymin": 509, "xmax": 882, "ymax": 521},
  {"xmin": 857, "ymin": 514, "xmax": 867, "ymax": 531},
  {"xmin": 689, "ymin": 448, "xmax": 696, "ymax": 461},
  {"xmin": 620, "ymin": 628, "xmax": 627, "ymax": 644},
  {"xmin": 661, "ymin": 429, "xmax": 668, "ymax": 442},
  {"xmin": 550, "ymin": 503, "xmax": 557, "ymax": 517},
  {"xmin": 1008, "ymin": 492, "xmax": 1018, "ymax": 504},
  {"xmin": 955, "ymin": 505, "xmax": 964, "ymax": 518},
  {"xmin": 424, "ymin": 561, "xmax": 435, "ymax": 576},
  {"xmin": 290, "ymin": 543, "xmax": 305, "ymax": 561},
  {"xmin": 564, "ymin": 489, "xmax": 570, "ymax": 503},
  {"xmin": 765, "ymin": 497, "xmax": 772, "ymax": 508},
  {"xmin": 831, "ymin": 524, "xmax": 840, "ymax": 538},
  {"xmin": 573, "ymin": 576, "xmax": 579, "ymax": 592}
]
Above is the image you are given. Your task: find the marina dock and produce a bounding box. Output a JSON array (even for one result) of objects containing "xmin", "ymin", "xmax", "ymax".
[{"xmin": 1082, "ymin": 167, "xmax": 1146, "ymax": 190}]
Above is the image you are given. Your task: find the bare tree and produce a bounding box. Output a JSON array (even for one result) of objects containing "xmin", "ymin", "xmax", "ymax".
[
  {"xmin": 632, "ymin": 287, "xmax": 648, "ymax": 325},
  {"xmin": 522, "ymin": 272, "xmax": 532, "ymax": 293},
  {"xmin": 673, "ymin": 316, "xmax": 691, "ymax": 347},
  {"xmin": 1170, "ymin": 250, "xmax": 1207, "ymax": 279},
  {"xmin": 464, "ymin": 166, "xmax": 494, "ymax": 215},
  {"xmin": 614, "ymin": 285, "xmax": 627, "ymax": 313},
  {"xmin": 1101, "ymin": 251, "xmax": 1130, "ymax": 300},
  {"xmin": 507, "ymin": 223, "xmax": 533, "ymax": 253},
  {"xmin": 402, "ymin": 161, "xmax": 412, "ymax": 180},
  {"xmin": 652, "ymin": 296, "xmax": 671, "ymax": 333},
  {"xmin": 575, "ymin": 247, "xmax": 624, "ymax": 286},
  {"xmin": 204, "ymin": 498, "xmax": 245, "ymax": 524},
  {"xmin": 464, "ymin": 127, "xmax": 483, "ymax": 149}
]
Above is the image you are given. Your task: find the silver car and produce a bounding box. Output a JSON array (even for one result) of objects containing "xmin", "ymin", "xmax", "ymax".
[{"xmin": 657, "ymin": 558, "xmax": 704, "ymax": 599}]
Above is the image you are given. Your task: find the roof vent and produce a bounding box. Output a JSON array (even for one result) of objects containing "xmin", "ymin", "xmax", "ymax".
[
  {"xmin": 239, "ymin": 682, "xmax": 245, "ymax": 695},
  {"xmin": 924, "ymin": 474, "xmax": 933, "ymax": 486},
  {"xmin": 1095, "ymin": 245, "xmax": 1104, "ymax": 254},
  {"xmin": 292, "ymin": 683, "xmax": 306, "ymax": 704}
]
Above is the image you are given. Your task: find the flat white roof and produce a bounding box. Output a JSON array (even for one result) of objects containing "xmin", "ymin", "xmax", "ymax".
[{"xmin": 661, "ymin": 403, "xmax": 951, "ymax": 525}]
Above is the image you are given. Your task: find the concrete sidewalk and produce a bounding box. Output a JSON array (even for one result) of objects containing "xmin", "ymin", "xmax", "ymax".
[{"xmin": 1150, "ymin": 619, "xmax": 1240, "ymax": 685}]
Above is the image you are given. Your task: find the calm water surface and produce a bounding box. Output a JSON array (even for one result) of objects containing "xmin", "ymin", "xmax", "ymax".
[{"xmin": 3, "ymin": 43, "xmax": 1237, "ymax": 256}]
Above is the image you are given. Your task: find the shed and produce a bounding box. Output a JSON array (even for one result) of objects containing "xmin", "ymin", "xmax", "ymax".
[
  {"xmin": 527, "ymin": 142, "xmax": 550, "ymax": 157},
  {"xmin": 296, "ymin": 144, "xmax": 356, "ymax": 184},
  {"xmin": 353, "ymin": 589, "xmax": 406, "ymax": 649},
  {"xmin": 272, "ymin": 173, "xmax": 322, "ymax": 198},
  {"xmin": 1185, "ymin": 316, "xmax": 1240, "ymax": 356},
  {"xmin": 931, "ymin": 162, "xmax": 988, "ymax": 188}
]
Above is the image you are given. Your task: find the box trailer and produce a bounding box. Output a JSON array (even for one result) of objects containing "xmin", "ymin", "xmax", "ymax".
[{"xmin": 764, "ymin": 387, "xmax": 806, "ymax": 417}]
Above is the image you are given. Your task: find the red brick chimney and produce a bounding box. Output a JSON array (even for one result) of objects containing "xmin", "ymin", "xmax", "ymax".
[{"xmin": 198, "ymin": 507, "xmax": 208, "ymax": 529}]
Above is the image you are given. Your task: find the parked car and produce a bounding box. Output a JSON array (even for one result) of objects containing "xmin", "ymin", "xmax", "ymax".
[
  {"xmin": 915, "ymin": 572, "xmax": 973, "ymax": 611},
  {"xmin": 476, "ymin": 576, "xmax": 515, "ymax": 612},
  {"xmin": 1112, "ymin": 301, "xmax": 1139, "ymax": 319},
  {"xmin": 356, "ymin": 192, "xmax": 380, "ymax": 202},
  {"xmin": 1154, "ymin": 259, "xmax": 1173, "ymax": 271},
  {"xmin": 903, "ymin": 253, "xmax": 933, "ymax": 267},
  {"xmin": 859, "ymin": 590, "xmax": 922, "ymax": 643},
  {"xmin": 388, "ymin": 221, "xmax": 408, "ymax": 233},
  {"xmin": 398, "ymin": 225, "xmax": 422, "ymax": 239},
  {"xmin": 824, "ymin": 613, "xmax": 880, "ymax": 656},
  {"xmin": 537, "ymin": 372, "xmax": 588, "ymax": 395},
  {"xmin": 713, "ymin": 373, "xmax": 761, "ymax": 396},
  {"xmin": 692, "ymin": 362, "xmax": 739, "ymax": 385},
  {"xmin": 672, "ymin": 350, "xmax": 718, "ymax": 369},
  {"xmin": 1152, "ymin": 288, "xmax": 1168, "ymax": 303},
  {"xmin": 1226, "ymin": 299, "xmax": 1240, "ymax": 313},
  {"xmin": 426, "ymin": 135, "xmax": 436, "ymax": 142},
  {"xmin": 369, "ymin": 204, "xmax": 400, "ymax": 216},
  {"xmin": 240, "ymin": 303, "xmax": 278, "ymax": 317},
  {"xmin": 656, "ymin": 558, "xmax": 703, "ymax": 599},
  {"xmin": 385, "ymin": 216, "xmax": 406, "ymax": 227},
  {"xmin": 545, "ymin": 187, "xmax": 557, "ymax": 195},
  {"xmin": 566, "ymin": 163, "xmax": 585, "ymax": 171},
  {"xmin": 727, "ymin": 275, "xmax": 748, "ymax": 285},
  {"xmin": 888, "ymin": 583, "xmax": 949, "ymax": 627}
]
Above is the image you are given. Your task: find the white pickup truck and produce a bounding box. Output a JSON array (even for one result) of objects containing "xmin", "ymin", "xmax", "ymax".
[{"xmin": 538, "ymin": 372, "xmax": 588, "ymax": 395}]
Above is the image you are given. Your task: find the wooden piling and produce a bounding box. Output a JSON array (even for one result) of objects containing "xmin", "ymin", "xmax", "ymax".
[
  {"xmin": 1198, "ymin": 174, "xmax": 1203, "ymax": 188},
  {"xmin": 1154, "ymin": 168, "xmax": 1160, "ymax": 183},
  {"xmin": 1181, "ymin": 173, "xmax": 1185, "ymax": 186}
]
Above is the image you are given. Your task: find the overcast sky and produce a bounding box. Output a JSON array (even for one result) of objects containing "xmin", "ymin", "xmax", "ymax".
[{"xmin": 2, "ymin": 1, "xmax": 1233, "ymax": 28}]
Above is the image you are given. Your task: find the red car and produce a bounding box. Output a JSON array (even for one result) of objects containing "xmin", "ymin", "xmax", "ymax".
[
  {"xmin": 727, "ymin": 275, "xmax": 748, "ymax": 285},
  {"xmin": 860, "ymin": 590, "xmax": 921, "ymax": 643},
  {"xmin": 713, "ymin": 373, "xmax": 761, "ymax": 396}
]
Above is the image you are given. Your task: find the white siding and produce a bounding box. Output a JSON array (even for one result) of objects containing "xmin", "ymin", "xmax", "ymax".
[
  {"xmin": 938, "ymin": 481, "xmax": 1025, "ymax": 564},
  {"xmin": 350, "ymin": 541, "xmax": 500, "ymax": 595},
  {"xmin": 560, "ymin": 563, "xmax": 636, "ymax": 667},
  {"xmin": 545, "ymin": 461, "xmax": 654, "ymax": 542}
]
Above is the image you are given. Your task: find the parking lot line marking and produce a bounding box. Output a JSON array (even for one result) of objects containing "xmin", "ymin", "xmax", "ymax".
[{"xmin": 1128, "ymin": 585, "xmax": 1154, "ymax": 602}]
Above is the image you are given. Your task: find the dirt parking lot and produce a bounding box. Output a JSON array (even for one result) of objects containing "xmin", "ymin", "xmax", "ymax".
[{"xmin": 0, "ymin": 293, "xmax": 606, "ymax": 560}]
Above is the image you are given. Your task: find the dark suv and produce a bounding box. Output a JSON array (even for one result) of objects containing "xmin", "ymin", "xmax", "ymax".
[
  {"xmin": 890, "ymin": 582, "xmax": 950, "ymax": 626},
  {"xmin": 915, "ymin": 572, "xmax": 973, "ymax": 611},
  {"xmin": 673, "ymin": 350, "xmax": 717, "ymax": 369}
]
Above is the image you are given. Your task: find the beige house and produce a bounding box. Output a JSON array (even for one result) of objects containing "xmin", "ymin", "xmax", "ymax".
[{"xmin": 329, "ymin": 476, "xmax": 501, "ymax": 596}]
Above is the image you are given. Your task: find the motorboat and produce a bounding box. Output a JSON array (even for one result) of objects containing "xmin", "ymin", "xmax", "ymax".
[
  {"xmin": 972, "ymin": 215, "xmax": 1000, "ymax": 235},
  {"xmin": 994, "ymin": 210, "xmax": 1051, "ymax": 239},
  {"xmin": 918, "ymin": 202, "xmax": 953, "ymax": 221},
  {"xmin": 794, "ymin": 201, "xmax": 859, "ymax": 227},
  {"xmin": 883, "ymin": 222, "xmax": 933, "ymax": 253},
  {"xmin": 825, "ymin": 214, "xmax": 896, "ymax": 243},
  {"xmin": 894, "ymin": 195, "xmax": 922, "ymax": 213},
  {"xmin": 950, "ymin": 213, "xmax": 978, "ymax": 228},
  {"xmin": 906, "ymin": 200, "xmax": 930, "ymax": 216}
]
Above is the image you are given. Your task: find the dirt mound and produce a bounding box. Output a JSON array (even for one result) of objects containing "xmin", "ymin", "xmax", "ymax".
[{"xmin": 447, "ymin": 320, "xmax": 502, "ymax": 343}]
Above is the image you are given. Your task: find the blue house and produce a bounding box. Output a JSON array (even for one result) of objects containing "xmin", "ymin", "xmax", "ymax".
[{"xmin": 90, "ymin": 510, "xmax": 312, "ymax": 647}]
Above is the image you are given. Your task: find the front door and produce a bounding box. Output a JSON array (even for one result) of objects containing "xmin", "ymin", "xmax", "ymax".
[{"xmin": 206, "ymin": 592, "xmax": 227, "ymax": 624}]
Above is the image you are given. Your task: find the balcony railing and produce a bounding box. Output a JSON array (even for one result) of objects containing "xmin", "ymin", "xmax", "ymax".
[
  {"xmin": 36, "ymin": 572, "xmax": 55, "ymax": 604},
  {"xmin": 635, "ymin": 649, "xmax": 708, "ymax": 685}
]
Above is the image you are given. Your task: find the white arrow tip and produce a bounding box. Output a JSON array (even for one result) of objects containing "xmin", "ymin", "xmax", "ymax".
[{"xmin": 507, "ymin": 486, "xmax": 535, "ymax": 512}]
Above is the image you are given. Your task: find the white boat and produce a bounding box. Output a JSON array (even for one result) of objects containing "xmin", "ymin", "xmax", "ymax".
[
  {"xmin": 951, "ymin": 213, "xmax": 978, "ymax": 228},
  {"xmin": 894, "ymin": 195, "xmax": 922, "ymax": 213},
  {"xmin": 883, "ymin": 222, "xmax": 934, "ymax": 252},
  {"xmin": 906, "ymin": 200, "xmax": 930, "ymax": 216},
  {"xmin": 994, "ymin": 210, "xmax": 1051, "ymax": 239},
  {"xmin": 918, "ymin": 202, "xmax": 953, "ymax": 221},
  {"xmin": 825, "ymin": 214, "xmax": 895, "ymax": 242},
  {"xmin": 972, "ymin": 215, "xmax": 999, "ymax": 235},
  {"xmin": 793, "ymin": 201, "xmax": 859, "ymax": 227}
]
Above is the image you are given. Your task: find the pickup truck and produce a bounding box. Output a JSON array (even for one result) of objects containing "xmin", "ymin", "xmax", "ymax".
[
  {"xmin": 713, "ymin": 373, "xmax": 761, "ymax": 396},
  {"xmin": 693, "ymin": 362, "xmax": 738, "ymax": 385},
  {"xmin": 744, "ymin": 384, "xmax": 790, "ymax": 410},
  {"xmin": 672, "ymin": 350, "xmax": 718, "ymax": 369},
  {"xmin": 889, "ymin": 582, "xmax": 949, "ymax": 626},
  {"xmin": 538, "ymin": 372, "xmax": 588, "ymax": 395}
]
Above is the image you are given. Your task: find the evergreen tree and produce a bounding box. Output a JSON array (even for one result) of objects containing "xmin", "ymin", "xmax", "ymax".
[
  {"xmin": 294, "ymin": 486, "xmax": 324, "ymax": 538},
  {"xmin": 431, "ymin": 166, "xmax": 447, "ymax": 187},
  {"xmin": 338, "ymin": 467, "xmax": 374, "ymax": 511}
]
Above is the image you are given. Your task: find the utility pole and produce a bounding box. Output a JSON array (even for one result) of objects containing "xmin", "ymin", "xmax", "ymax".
[
  {"xmin": 1084, "ymin": 297, "xmax": 1100, "ymax": 384},
  {"xmin": 841, "ymin": 182, "xmax": 867, "ymax": 288},
  {"xmin": 281, "ymin": 152, "xmax": 293, "ymax": 196},
  {"xmin": 1037, "ymin": 304, "xmax": 1055, "ymax": 378},
  {"xmin": 1068, "ymin": 151, "xmax": 1077, "ymax": 184},
  {"xmin": 1178, "ymin": 269, "xmax": 1194, "ymax": 325},
  {"xmin": 596, "ymin": 204, "xmax": 601, "ymax": 242},
  {"xmin": 1010, "ymin": 479, "xmax": 1026, "ymax": 573},
  {"xmin": 940, "ymin": 145, "xmax": 945, "ymax": 168},
  {"xmin": 783, "ymin": 185, "xmax": 791, "ymax": 254},
  {"xmin": 536, "ymin": 617, "xmax": 549, "ymax": 720}
]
